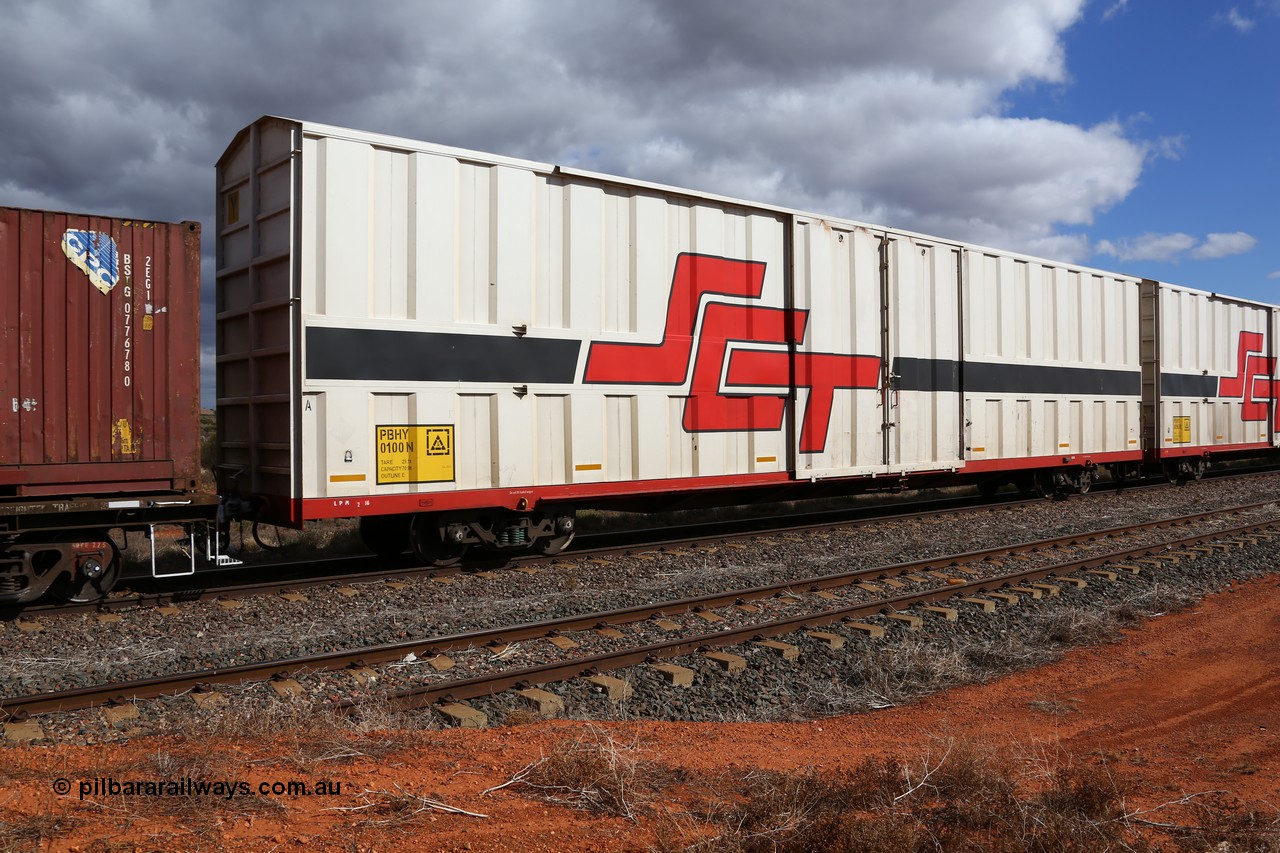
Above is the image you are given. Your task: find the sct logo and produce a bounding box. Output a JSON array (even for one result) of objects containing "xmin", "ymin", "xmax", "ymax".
[
  {"xmin": 1218, "ymin": 330, "xmax": 1277, "ymax": 426},
  {"xmin": 583, "ymin": 253, "xmax": 879, "ymax": 453},
  {"xmin": 62, "ymin": 229, "xmax": 120, "ymax": 294}
]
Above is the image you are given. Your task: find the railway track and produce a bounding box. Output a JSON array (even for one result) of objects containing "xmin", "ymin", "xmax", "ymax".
[
  {"xmin": 12, "ymin": 464, "xmax": 1280, "ymax": 622},
  {"xmin": 4, "ymin": 497, "xmax": 1277, "ymax": 726}
]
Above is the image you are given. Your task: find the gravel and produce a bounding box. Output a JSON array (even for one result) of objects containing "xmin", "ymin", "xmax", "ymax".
[{"xmin": 5, "ymin": 473, "xmax": 1280, "ymax": 745}]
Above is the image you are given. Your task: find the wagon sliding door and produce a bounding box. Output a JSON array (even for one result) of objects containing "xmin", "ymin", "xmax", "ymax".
[
  {"xmin": 883, "ymin": 233, "xmax": 962, "ymax": 474},
  {"xmin": 789, "ymin": 221, "xmax": 960, "ymax": 480},
  {"xmin": 790, "ymin": 221, "xmax": 884, "ymax": 477}
]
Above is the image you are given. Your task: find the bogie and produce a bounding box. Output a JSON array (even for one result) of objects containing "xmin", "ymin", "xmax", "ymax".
[
  {"xmin": 0, "ymin": 534, "xmax": 122, "ymax": 605},
  {"xmin": 396, "ymin": 508, "xmax": 577, "ymax": 566},
  {"xmin": 1164, "ymin": 458, "xmax": 1207, "ymax": 485}
]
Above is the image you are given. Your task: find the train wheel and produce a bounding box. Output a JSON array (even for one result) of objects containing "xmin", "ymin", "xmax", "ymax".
[
  {"xmin": 533, "ymin": 511, "xmax": 576, "ymax": 556},
  {"xmin": 1109, "ymin": 463, "xmax": 1138, "ymax": 488},
  {"xmin": 1165, "ymin": 458, "xmax": 1205, "ymax": 485},
  {"xmin": 1075, "ymin": 469, "xmax": 1093, "ymax": 494},
  {"xmin": 408, "ymin": 514, "xmax": 467, "ymax": 567},
  {"xmin": 1033, "ymin": 471, "xmax": 1058, "ymax": 499},
  {"xmin": 51, "ymin": 537, "xmax": 121, "ymax": 604},
  {"xmin": 534, "ymin": 530, "xmax": 575, "ymax": 556},
  {"xmin": 359, "ymin": 514, "xmax": 412, "ymax": 559}
]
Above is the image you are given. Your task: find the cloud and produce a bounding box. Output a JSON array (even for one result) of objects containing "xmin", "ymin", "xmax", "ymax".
[
  {"xmin": 1152, "ymin": 134, "xmax": 1188, "ymax": 161},
  {"xmin": 0, "ymin": 0, "xmax": 1144, "ymax": 258},
  {"xmin": 0, "ymin": 0, "xmax": 1160, "ymax": 403},
  {"xmin": 1095, "ymin": 231, "xmax": 1257, "ymax": 262},
  {"xmin": 1096, "ymin": 233, "xmax": 1200, "ymax": 262},
  {"xmin": 1223, "ymin": 6, "xmax": 1257, "ymax": 31},
  {"xmin": 1269, "ymin": 271, "xmax": 1280, "ymax": 280},
  {"xmin": 1102, "ymin": 0, "xmax": 1130, "ymax": 21},
  {"xmin": 1191, "ymin": 232, "xmax": 1258, "ymax": 259}
]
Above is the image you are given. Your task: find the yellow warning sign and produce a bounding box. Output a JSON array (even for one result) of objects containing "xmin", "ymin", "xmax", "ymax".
[
  {"xmin": 375, "ymin": 425, "xmax": 455, "ymax": 484},
  {"xmin": 1172, "ymin": 416, "xmax": 1191, "ymax": 444}
]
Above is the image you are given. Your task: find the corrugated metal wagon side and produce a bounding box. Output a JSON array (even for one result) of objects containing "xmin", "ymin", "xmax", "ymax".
[
  {"xmin": 217, "ymin": 116, "xmax": 1278, "ymax": 564},
  {"xmin": 0, "ymin": 206, "xmax": 215, "ymax": 603},
  {"xmin": 962, "ymin": 255, "xmax": 1144, "ymax": 494},
  {"xmin": 215, "ymin": 117, "xmax": 804, "ymax": 561}
]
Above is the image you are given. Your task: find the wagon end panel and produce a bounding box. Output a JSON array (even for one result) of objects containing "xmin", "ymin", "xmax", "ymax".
[{"xmin": 215, "ymin": 117, "xmax": 302, "ymax": 526}]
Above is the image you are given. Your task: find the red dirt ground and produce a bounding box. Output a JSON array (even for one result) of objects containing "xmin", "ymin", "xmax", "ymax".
[{"xmin": 3, "ymin": 573, "xmax": 1278, "ymax": 851}]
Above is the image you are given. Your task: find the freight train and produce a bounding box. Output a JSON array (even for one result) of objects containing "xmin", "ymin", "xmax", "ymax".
[{"xmin": 2, "ymin": 115, "xmax": 1275, "ymax": 604}]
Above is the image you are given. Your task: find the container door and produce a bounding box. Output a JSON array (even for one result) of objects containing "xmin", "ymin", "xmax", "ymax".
[
  {"xmin": 789, "ymin": 221, "xmax": 886, "ymax": 478},
  {"xmin": 884, "ymin": 233, "xmax": 963, "ymax": 474}
]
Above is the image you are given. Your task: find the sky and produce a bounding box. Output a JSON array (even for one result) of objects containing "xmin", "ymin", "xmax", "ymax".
[{"xmin": 0, "ymin": 0, "xmax": 1276, "ymax": 406}]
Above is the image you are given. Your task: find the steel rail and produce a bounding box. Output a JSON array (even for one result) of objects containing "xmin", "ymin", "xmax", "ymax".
[
  {"xmin": 366, "ymin": 516, "xmax": 1280, "ymax": 712},
  {"xmin": 12, "ymin": 485, "xmax": 1046, "ymax": 617},
  {"xmin": 12, "ymin": 468, "xmax": 1280, "ymax": 621},
  {"xmin": 3, "ymin": 502, "xmax": 1276, "ymax": 721}
]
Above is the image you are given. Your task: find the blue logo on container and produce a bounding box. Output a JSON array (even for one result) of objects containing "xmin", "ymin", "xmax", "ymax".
[{"xmin": 61, "ymin": 229, "xmax": 120, "ymax": 294}]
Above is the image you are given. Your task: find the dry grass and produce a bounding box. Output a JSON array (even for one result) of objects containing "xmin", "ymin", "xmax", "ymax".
[
  {"xmin": 493, "ymin": 725, "xmax": 683, "ymax": 821},
  {"xmin": 1038, "ymin": 606, "xmax": 1126, "ymax": 645},
  {"xmin": 651, "ymin": 742, "xmax": 1151, "ymax": 853},
  {"xmin": 152, "ymin": 689, "xmax": 430, "ymax": 770},
  {"xmin": 329, "ymin": 784, "xmax": 489, "ymax": 825},
  {"xmin": 1167, "ymin": 792, "xmax": 1280, "ymax": 851},
  {"xmin": 1028, "ymin": 698, "xmax": 1079, "ymax": 716},
  {"xmin": 37, "ymin": 745, "xmax": 291, "ymax": 852},
  {"xmin": 0, "ymin": 812, "xmax": 87, "ymax": 853},
  {"xmin": 501, "ymin": 707, "xmax": 550, "ymax": 727},
  {"xmin": 483, "ymin": 737, "xmax": 1280, "ymax": 853},
  {"xmin": 3, "ymin": 697, "xmax": 440, "ymax": 853}
]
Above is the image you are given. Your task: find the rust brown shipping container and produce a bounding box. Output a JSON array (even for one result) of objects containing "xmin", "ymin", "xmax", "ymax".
[{"xmin": 0, "ymin": 207, "xmax": 203, "ymax": 497}]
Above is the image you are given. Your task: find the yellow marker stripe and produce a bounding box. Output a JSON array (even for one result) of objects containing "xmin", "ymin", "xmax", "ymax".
[
  {"xmin": 755, "ymin": 456, "xmax": 777, "ymax": 463},
  {"xmin": 1058, "ymin": 443, "xmax": 1070, "ymax": 448},
  {"xmin": 329, "ymin": 474, "xmax": 367, "ymax": 483},
  {"xmin": 1128, "ymin": 439, "xmax": 1138, "ymax": 444},
  {"xmin": 574, "ymin": 463, "xmax": 602, "ymax": 471},
  {"xmin": 971, "ymin": 447, "xmax": 985, "ymax": 452}
]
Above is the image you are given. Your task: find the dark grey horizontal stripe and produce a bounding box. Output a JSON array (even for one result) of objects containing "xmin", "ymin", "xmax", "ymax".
[
  {"xmin": 966, "ymin": 361, "xmax": 1140, "ymax": 396},
  {"xmin": 306, "ymin": 327, "xmax": 583, "ymax": 384},
  {"xmin": 1160, "ymin": 372, "xmax": 1218, "ymax": 397},
  {"xmin": 893, "ymin": 357, "xmax": 959, "ymax": 393},
  {"xmin": 894, "ymin": 358, "xmax": 1140, "ymax": 396}
]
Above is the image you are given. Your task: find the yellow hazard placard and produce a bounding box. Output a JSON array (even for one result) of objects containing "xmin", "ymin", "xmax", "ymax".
[
  {"xmin": 375, "ymin": 425, "xmax": 455, "ymax": 484},
  {"xmin": 1172, "ymin": 416, "xmax": 1191, "ymax": 444}
]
